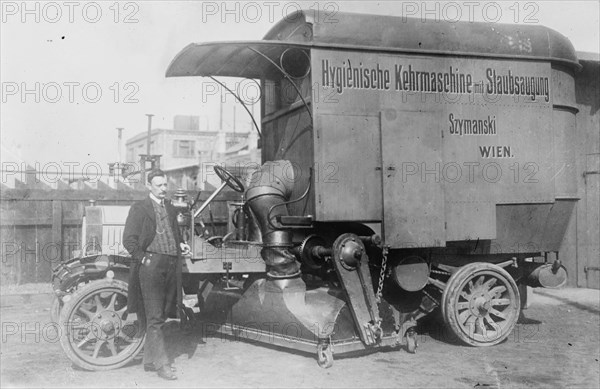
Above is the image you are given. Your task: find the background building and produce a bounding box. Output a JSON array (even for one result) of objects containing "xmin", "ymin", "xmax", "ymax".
[{"xmin": 124, "ymin": 115, "xmax": 258, "ymax": 190}]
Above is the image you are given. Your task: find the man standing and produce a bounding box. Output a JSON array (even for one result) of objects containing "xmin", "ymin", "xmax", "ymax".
[{"xmin": 123, "ymin": 169, "xmax": 190, "ymax": 380}]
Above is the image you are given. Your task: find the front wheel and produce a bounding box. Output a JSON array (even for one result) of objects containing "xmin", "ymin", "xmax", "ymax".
[
  {"xmin": 58, "ymin": 279, "xmax": 145, "ymax": 370},
  {"xmin": 441, "ymin": 262, "xmax": 520, "ymax": 347},
  {"xmin": 50, "ymin": 295, "xmax": 63, "ymax": 324}
]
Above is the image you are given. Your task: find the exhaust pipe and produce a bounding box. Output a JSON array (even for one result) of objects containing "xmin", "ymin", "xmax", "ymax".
[{"xmin": 246, "ymin": 160, "xmax": 301, "ymax": 278}]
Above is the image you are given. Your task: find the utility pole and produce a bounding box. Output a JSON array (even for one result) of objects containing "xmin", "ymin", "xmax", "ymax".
[
  {"xmin": 146, "ymin": 114, "xmax": 154, "ymax": 156},
  {"xmin": 116, "ymin": 127, "xmax": 124, "ymax": 163},
  {"xmin": 141, "ymin": 114, "xmax": 154, "ymax": 183}
]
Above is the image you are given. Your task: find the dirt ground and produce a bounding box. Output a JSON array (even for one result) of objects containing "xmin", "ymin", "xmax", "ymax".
[{"xmin": 1, "ymin": 287, "xmax": 599, "ymax": 389}]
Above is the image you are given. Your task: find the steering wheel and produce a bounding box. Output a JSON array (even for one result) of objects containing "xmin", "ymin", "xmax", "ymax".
[{"xmin": 214, "ymin": 165, "xmax": 245, "ymax": 193}]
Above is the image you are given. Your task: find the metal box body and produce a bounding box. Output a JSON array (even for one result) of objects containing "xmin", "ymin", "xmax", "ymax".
[
  {"xmin": 259, "ymin": 12, "xmax": 579, "ymax": 253},
  {"xmin": 166, "ymin": 10, "xmax": 580, "ymax": 254},
  {"xmin": 307, "ymin": 51, "xmax": 574, "ymax": 250}
]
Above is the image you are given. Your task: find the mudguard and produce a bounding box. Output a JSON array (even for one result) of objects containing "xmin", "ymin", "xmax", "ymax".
[{"xmin": 51, "ymin": 254, "xmax": 132, "ymax": 296}]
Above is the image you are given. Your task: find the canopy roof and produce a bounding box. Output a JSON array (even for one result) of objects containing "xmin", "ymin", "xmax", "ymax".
[
  {"xmin": 166, "ymin": 41, "xmax": 310, "ymax": 78},
  {"xmin": 166, "ymin": 10, "xmax": 579, "ymax": 79}
]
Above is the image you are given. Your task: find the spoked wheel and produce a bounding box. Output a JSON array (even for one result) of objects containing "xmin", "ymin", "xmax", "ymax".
[
  {"xmin": 441, "ymin": 263, "xmax": 520, "ymax": 346},
  {"xmin": 59, "ymin": 279, "xmax": 145, "ymax": 370},
  {"xmin": 316, "ymin": 342, "xmax": 333, "ymax": 368}
]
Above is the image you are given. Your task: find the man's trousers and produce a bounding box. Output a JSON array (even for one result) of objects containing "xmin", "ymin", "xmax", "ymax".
[{"xmin": 138, "ymin": 252, "xmax": 178, "ymax": 369}]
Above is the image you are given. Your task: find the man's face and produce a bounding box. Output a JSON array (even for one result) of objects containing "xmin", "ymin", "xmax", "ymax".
[{"xmin": 147, "ymin": 175, "xmax": 167, "ymax": 199}]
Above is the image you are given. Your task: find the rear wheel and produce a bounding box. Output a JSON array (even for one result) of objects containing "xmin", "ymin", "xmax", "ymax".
[
  {"xmin": 59, "ymin": 279, "xmax": 145, "ymax": 370},
  {"xmin": 441, "ymin": 263, "xmax": 520, "ymax": 346}
]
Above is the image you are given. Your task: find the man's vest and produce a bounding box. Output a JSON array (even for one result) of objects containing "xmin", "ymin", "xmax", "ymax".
[{"xmin": 146, "ymin": 200, "xmax": 178, "ymax": 255}]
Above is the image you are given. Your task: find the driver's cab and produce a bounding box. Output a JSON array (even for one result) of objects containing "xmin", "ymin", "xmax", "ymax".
[
  {"xmin": 175, "ymin": 165, "xmax": 265, "ymax": 275},
  {"xmin": 166, "ymin": 13, "xmax": 316, "ymax": 277}
]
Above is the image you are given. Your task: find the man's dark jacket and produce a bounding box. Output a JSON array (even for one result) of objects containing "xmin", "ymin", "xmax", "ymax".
[{"xmin": 123, "ymin": 196, "xmax": 183, "ymax": 316}]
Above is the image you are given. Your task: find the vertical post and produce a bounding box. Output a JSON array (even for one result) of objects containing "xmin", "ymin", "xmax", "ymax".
[
  {"xmin": 51, "ymin": 200, "xmax": 63, "ymax": 264},
  {"xmin": 146, "ymin": 114, "xmax": 154, "ymax": 156},
  {"xmin": 233, "ymin": 105, "xmax": 236, "ymax": 134},
  {"xmin": 219, "ymin": 100, "xmax": 223, "ymax": 131},
  {"xmin": 142, "ymin": 114, "xmax": 154, "ymax": 183},
  {"xmin": 116, "ymin": 127, "xmax": 124, "ymax": 163},
  {"xmin": 250, "ymin": 102, "xmax": 255, "ymax": 132}
]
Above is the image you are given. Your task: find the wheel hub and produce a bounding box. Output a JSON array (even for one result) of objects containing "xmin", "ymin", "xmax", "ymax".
[
  {"xmin": 92, "ymin": 311, "xmax": 121, "ymax": 339},
  {"xmin": 100, "ymin": 319, "xmax": 114, "ymax": 333},
  {"xmin": 469, "ymin": 293, "xmax": 492, "ymax": 316}
]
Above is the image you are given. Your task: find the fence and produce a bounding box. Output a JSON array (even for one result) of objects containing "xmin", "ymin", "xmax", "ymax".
[{"xmin": 0, "ymin": 188, "xmax": 239, "ymax": 286}]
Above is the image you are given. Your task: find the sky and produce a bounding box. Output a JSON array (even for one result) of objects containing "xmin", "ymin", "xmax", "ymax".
[{"xmin": 1, "ymin": 0, "xmax": 599, "ymax": 174}]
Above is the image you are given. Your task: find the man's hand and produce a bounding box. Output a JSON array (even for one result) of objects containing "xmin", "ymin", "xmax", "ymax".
[{"xmin": 180, "ymin": 243, "xmax": 191, "ymax": 257}]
